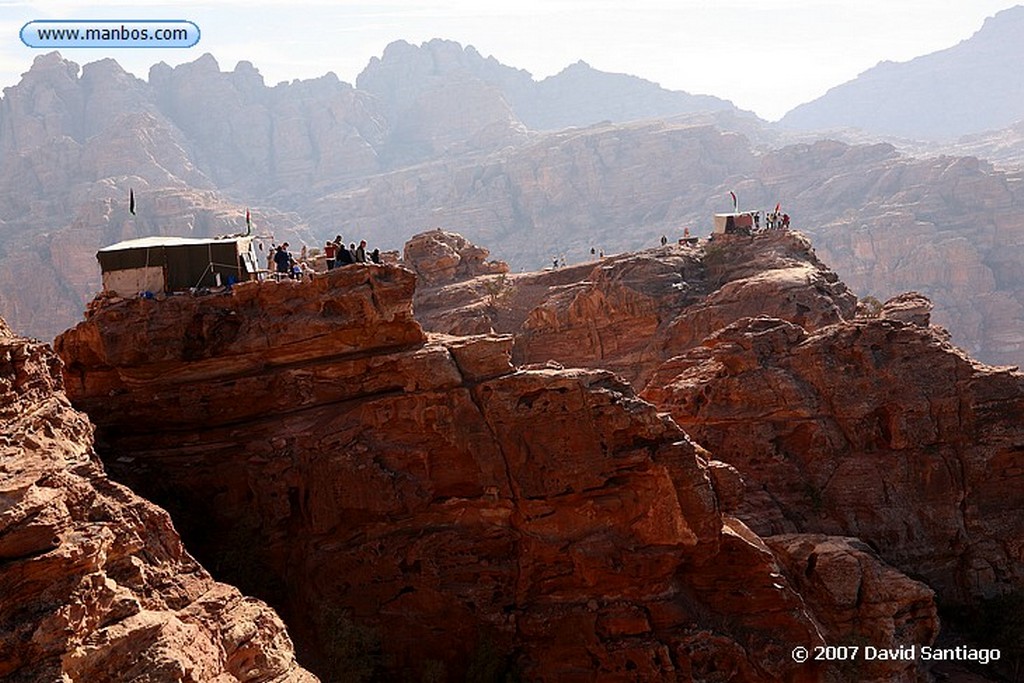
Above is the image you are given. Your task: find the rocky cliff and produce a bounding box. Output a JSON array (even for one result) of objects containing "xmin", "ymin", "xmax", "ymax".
[
  {"xmin": 0, "ymin": 317, "xmax": 314, "ymax": 681},
  {"xmin": 311, "ymin": 118, "xmax": 761, "ymax": 269},
  {"xmin": 410, "ymin": 228, "xmax": 858, "ymax": 386},
  {"xmin": 55, "ymin": 261, "xmax": 944, "ymax": 681},
  {"xmin": 743, "ymin": 141, "xmax": 1024, "ymax": 367},
  {"xmin": 643, "ymin": 310, "xmax": 1024, "ymax": 607},
  {"xmin": 408, "ymin": 228, "xmax": 1024, "ymax": 676},
  {"xmin": 314, "ymin": 129, "xmax": 1024, "ymax": 368},
  {"xmin": 4, "ymin": 45, "xmax": 1024, "ymax": 378},
  {"xmin": 149, "ymin": 54, "xmax": 388, "ymax": 192}
]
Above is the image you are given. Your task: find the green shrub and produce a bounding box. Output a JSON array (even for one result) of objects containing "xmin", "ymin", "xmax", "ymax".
[{"xmin": 859, "ymin": 296, "xmax": 883, "ymax": 318}]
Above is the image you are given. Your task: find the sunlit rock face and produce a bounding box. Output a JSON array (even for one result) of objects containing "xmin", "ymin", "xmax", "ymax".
[
  {"xmin": 0, "ymin": 316, "xmax": 315, "ymax": 682},
  {"xmin": 644, "ymin": 312, "xmax": 1024, "ymax": 605},
  {"xmin": 55, "ymin": 261, "xmax": 940, "ymax": 681},
  {"xmin": 413, "ymin": 229, "xmax": 856, "ymax": 387}
]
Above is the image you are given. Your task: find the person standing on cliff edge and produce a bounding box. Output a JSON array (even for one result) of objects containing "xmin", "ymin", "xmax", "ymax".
[
  {"xmin": 273, "ymin": 244, "xmax": 291, "ymax": 279},
  {"xmin": 324, "ymin": 240, "xmax": 337, "ymax": 270}
]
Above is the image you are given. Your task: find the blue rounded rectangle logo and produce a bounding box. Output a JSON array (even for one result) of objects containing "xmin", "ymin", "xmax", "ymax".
[{"xmin": 21, "ymin": 20, "xmax": 200, "ymax": 49}]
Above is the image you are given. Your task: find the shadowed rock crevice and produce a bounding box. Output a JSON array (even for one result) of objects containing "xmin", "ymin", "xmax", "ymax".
[{"xmin": 0, "ymin": 317, "xmax": 315, "ymax": 682}]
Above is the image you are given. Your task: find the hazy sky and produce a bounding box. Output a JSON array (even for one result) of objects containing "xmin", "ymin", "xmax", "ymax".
[{"xmin": 2, "ymin": 0, "xmax": 1021, "ymax": 121}]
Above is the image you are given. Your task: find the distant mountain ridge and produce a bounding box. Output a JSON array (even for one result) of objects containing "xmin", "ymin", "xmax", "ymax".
[
  {"xmin": 780, "ymin": 5, "xmax": 1024, "ymax": 139},
  {"xmin": 357, "ymin": 38, "xmax": 745, "ymax": 133},
  {"xmin": 0, "ymin": 42, "xmax": 752, "ymax": 342},
  {"xmin": 1, "ymin": 35, "xmax": 1023, "ymax": 376}
]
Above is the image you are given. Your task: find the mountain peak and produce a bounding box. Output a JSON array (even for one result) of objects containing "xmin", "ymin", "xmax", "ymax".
[
  {"xmin": 29, "ymin": 50, "xmax": 74, "ymax": 71},
  {"xmin": 80, "ymin": 57, "xmax": 132, "ymax": 81},
  {"xmin": 780, "ymin": 6, "xmax": 1024, "ymax": 139},
  {"xmin": 358, "ymin": 37, "xmax": 740, "ymax": 133},
  {"xmin": 983, "ymin": 4, "xmax": 1024, "ymax": 26},
  {"xmin": 16, "ymin": 50, "xmax": 80, "ymax": 85}
]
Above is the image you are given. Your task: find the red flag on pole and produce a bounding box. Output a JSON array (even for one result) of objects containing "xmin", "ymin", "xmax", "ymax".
[
  {"xmin": 729, "ymin": 191, "xmax": 737, "ymax": 211},
  {"xmin": 774, "ymin": 202, "xmax": 781, "ymax": 214}
]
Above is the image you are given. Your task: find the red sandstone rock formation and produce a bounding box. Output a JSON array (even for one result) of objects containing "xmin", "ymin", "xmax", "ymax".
[
  {"xmin": 54, "ymin": 262, "xmax": 939, "ymax": 681},
  {"xmin": 414, "ymin": 229, "xmax": 857, "ymax": 387},
  {"xmin": 403, "ymin": 228, "xmax": 509, "ymax": 287},
  {"xmin": 879, "ymin": 291, "xmax": 933, "ymax": 326},
  {"xmin": 643, "ymin": 314, "xmax": 1024, "ymax": 606},
  {"xmin": 767, "ymin": 535, "xmax": 940, "ymax": 683},
  {"xmin": 410, "ymin": 231, "xmax": 1022, "ymax": 678},
  {"xmin": 310, "ymin": 129, "xmax": 1024, "ymax": 369},
  {"xmin": 0, "ymin": 318, "xmax": 314, "ymax": 681}
]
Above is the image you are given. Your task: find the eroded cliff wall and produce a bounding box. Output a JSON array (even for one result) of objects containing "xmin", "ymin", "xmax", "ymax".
[
  {"xmin": 644, "ymin": 312, "xmax": 1024, "ymax": 607},
  {"xmin": 409, "ymin": 229, "xmax": 1024, "ymax": 679},
  {"xmin": 55, "ymin": 262, "xmax": 941, "ymax": 681},
  {"xmin": 410, "ymin": 228, "xmax": 858, "ymax": 388},
  {"xmin": 0, "ymin": 317, "xmax": 315, "ymax": 681},
  {"xmin": 413, "ymin": 229, "xmax": 1024, "ymax": 614}
]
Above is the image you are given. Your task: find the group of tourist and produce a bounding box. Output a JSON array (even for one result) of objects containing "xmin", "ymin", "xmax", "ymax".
[
  {"xmin": 762, "ymin": 211, "xmax": 790, "ymax": 231},
  {"xmin": 323, "ymin": 235, "xmax": 381, "ymax": 270},
  {"xmin": 714, "ymin": 210, "xmax": 792, "ymax": 238},
  {"xmin": 264, "ymin": 235, "xmax": 382, "ymax": 281}
]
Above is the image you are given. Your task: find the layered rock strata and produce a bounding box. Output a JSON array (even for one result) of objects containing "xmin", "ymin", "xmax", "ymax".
[
  {"xmin": 643, "ymin": 313, "xmax": 1024, "ymax": 605},
  {"xmin": 411, "ymin": 229, "xmax": 857, "ymax": 387},
  {"xmin": 411, "ymin": 230, "xmax": 1024, "ymax": 676},
  {"xmin": 55, "ymin": 263, "xmax": 935, "ymax": 681},
  {"xmin": 415, "ymin": 229, "xmax": 1024, "ymax": 609},
  {"xmin": 0, "ymin": 318, "xmax": 314, "ymax": 682}
]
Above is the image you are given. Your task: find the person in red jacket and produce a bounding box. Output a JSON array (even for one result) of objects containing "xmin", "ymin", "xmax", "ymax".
[{"xmin": 324, "ymin": 240, "xmax": 337, "ymax": 270}]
